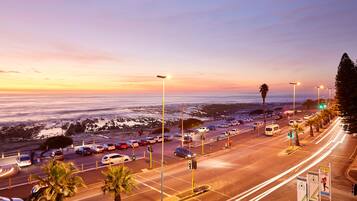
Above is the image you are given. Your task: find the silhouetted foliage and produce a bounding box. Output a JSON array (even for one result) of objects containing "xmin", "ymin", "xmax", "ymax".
[
  {"xmin": 335, "ymin": 53, "xmax": 357, "ymax": 134},
  {"xmin": 151, "ymin": 127, "xmax": 170, "ymax": 134},
  {"xmin": 178, "ymin": 118, "xmax": 203, "ymax": 130},
  {"xmin": 40, "ymin": 136, "xmax": 73, "ymax": 150}
]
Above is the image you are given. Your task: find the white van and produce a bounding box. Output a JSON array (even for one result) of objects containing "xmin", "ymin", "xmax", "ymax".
[{"xmin": 265, "ymin": 124, "xmax": 281, "ymax": 136}]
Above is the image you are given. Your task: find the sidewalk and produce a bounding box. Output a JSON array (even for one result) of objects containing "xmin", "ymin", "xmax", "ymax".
[{"xmin": 346, "ymin": 145, "xmax": 357, "ymax": 183}]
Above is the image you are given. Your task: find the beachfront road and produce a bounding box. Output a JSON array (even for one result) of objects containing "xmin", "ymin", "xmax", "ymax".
[
  {"xmin": 1, "ymin": 116, "xmax": 356, "ymax": 200},
  {"xmin": 69, "ymin": 118, "xmax": 356, "ymax": 200}
]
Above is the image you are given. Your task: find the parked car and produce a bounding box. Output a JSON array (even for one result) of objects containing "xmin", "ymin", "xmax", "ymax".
[
  {"xmin": 116, "ymin": 142, "xmax": 129, "ymax": 150},
  {"xmin": 164, "ymin": 134, "xmax": 173, "ymax": 141},
  {"xmin": 16, "ymin": 154, "xmax": 32, "ymax": 168},
  {"xmin": 218, "ymin": 124, "xmax": 230, "ymax": 128},
  {"xmin": 101, "ymin": 153, "xmax": 130, "ymax": 165},
  {"xmin": 183, "ymin": 135, "xmax": 193, "ymax": 144},
  {"xmin": 196, "ymin": 127, "xmax": 209, "ymax": 133},
  {"xmin": 91, "ymin": 144, "xmax": 104, "ymax": 153},
  {"xmin": 103, "ymin": 143, "xmax": 116, "ymax": 151},
  {"xmin": 154, "ymin": 136, "xmax": 163, "ymax": 143},
  {"xmin": 289, "ymin": 120, "xmax": 298, "ymax": 126},
  {"xmin": 174, "ymin": 147, "xmax": 196, "ymax": 159},
  {"xmin": 145, "ymin": 136, "xmax": 156, "ymax": 144},
  {"xmin": 217, "ymin": 134, "xmax": 228, "ymax": 141},
  {"xmin": 229, "ymin": 120, "xmax": 240, "ymax": 126},
  {"xmin": 51, "ymin": 150, "xmax": 64, "ymax": 161},
  {"xmin": 207, "ymin": 125, "xmax": 216, "ymax": 131},
  {"xmin": 304, "ymin": 114, "xmax": 314, "ymax": 120},
  {"xmin": 228, "ymin": 129, "xmax": 239, "ymax": 135},
  {"xmin": 138, "ymin": 139, "xmax": 149, "ymax": 146},
  {"xmin": 0, "ymin": 196, "xmax": 24, "ymax": 201},
  {"xmin": 75, "ymin": 147, "xmax": 93, "ymax": 156},
  {"xmin": 253, "ymin": 121, "xmax": 263, "ymax": 129},
  {"xmin": 126, "ymin": 140, "xmax": 139, "ymax": 148}
]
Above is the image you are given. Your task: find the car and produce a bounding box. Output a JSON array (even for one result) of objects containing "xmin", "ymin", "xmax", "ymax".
[
  {"xmin": 229, "ymin": 120, "xmax": 240, "ymax": 126},
  {"xmin": 303, "ymin": 114, "xmax": 314, "ymax": 120},
  {"xmin": 265, "ymin": 124, "xmax": 281, "ymax": 136},
  {"xmin": 138, "ymin": 139, "xmax": 149, "ymax": 146},
  {"xmin": 183, "ymin": 135, "xmax": 193, "ymax": 144},
  {"xmin": 216, "ymin": 134, "xmax": 228, "ymax": 141},
  {"xmin": 297, "ymin": 119, "xmax": 304, "ymax": 124},
  {"xmin": 115, "ymin": 142, "xmax": 129, "ymax": 150},
  {"xmin": 101, "ymin": 153, "xmax": 130, "ymax": 165},
  {"xmin": 154, "ymin": 136, "xmax": 163, "ymax": 143},
  {"xmin": 16, "ymin": 154, "xmax": 32, "ymax": 168},
  {"xmin": 0, "ymin": 196, "xmax": 24, "ymax": 201},
  {"xmin": 253, "ymin": 121, "xmax": 263, "ymax": 129},
  {"xmin": 207, "ymin": 125, "xmax": 216, "ymax": 131},
  {"xmin": 218, "ymin": 124, "xmax": 230, "ymax": 128},
  {"xmin": 91, "ymin": 144, "xmax": 104, "ymax": 153},
  {"xmin": 228, "ymin": 129, "xmax": 239, "ymax": 135},
  {"xmin": 164, "ymin": 134, "xmax": 173, "ymax": 141},
  {"xmin": 196, "ymin": 127, "xmax": 209, "ymax": 133},
  {"xmin": 145, "ymin": 136, "xmax": 156, "ymax": 144},
  {"xmin": 75, "ymin": 147, "xmax": 93, "ymax": 156},
  {"xmin": 103, "ymin": 143, "xmax": 116, "ymax": 151},
  {"xmin": 289, "ymin": 120, "xmax": 298, "ymax": 126},
  {"xmin": 51, "ymin": 150, "xmax": 64, "ymax": 161},
  {"xmin": 174, "ymin": 147, "xmax": 196, "ymax": 159},
  {"xmin": 126, "ymin": 140, "xmax": 139, "ymax": 148}
]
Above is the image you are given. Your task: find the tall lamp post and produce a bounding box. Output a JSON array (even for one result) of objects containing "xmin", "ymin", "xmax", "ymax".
[
  {"xmin": 289, "ymin": 82, "xmax": 301, "ymax": 114},
  {"xmin": 157, "ymin": 75, "xmax": 168, "ymax": 201},
  {"xmin": 327, "ymin": 87, "xmax": 333, "ymax": 107},
  {"xmin": 316, "ymin": 85, "xmax": 324, "ymax": 106}
]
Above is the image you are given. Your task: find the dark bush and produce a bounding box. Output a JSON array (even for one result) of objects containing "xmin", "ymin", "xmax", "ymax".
[
  {"xmin": 39, "ymin": 135, "xmax": 73, "ymax": 150},
  {"xmin": 151, "ymin": 127, "xmax": 170, "ymax": 134},
  {"xmin": 178, "ymin": 118, "xmax": 203, "ymax": 130}
]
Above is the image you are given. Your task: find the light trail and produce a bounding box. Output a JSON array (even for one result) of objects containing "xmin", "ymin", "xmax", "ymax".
[
  {"xmin": 227, "ymin": 118, "xmax": 341, "ymax": 201},
  {"xmin": 250, "ymin": 131, "xmax": 346, "ymax": 201}
]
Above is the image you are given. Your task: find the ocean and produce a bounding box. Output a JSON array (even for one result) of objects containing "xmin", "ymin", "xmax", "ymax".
[{"xmin": 0, "ymin": 93, "xmax": 314, "ymax": 125}]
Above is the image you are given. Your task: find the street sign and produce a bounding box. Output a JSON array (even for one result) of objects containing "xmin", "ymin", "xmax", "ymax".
[
  {"xmin": 297, "ymin": 176, "xmax": 308, "ymax": 201},
  {"xmin": 319, "ymin": 164, "xmax": 331, "ymax": 200},
  {"xmin": 307, "ymin": 171, "xmax": 319, "ymax": 201}
]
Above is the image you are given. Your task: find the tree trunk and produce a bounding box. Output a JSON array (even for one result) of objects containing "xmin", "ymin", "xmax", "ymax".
[
  {"xmin": 309, "ymin": 125, "xmax": 313, "ymax": 137},
  {"xmin": 295, "ymin": 131, "xmax": 300, "ymax": 146},
  {"xmin": 115, "ymin": 193, "xmax": 121, "ymax": 201}
]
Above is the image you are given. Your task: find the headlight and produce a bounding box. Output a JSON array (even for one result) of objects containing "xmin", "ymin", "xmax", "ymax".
[{"xmin": 187, "ymin": 154, "xmax": 191, "ymax": 157}]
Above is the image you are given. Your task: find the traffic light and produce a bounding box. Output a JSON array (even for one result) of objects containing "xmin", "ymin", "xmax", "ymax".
[
  {"xmin": 353, "ymin": 183, "xmax": 357, "ymax": 196},
  {"xmin": 192, "ymin": 159, "xmax": 197, "ymax": 170},
  {"xmin": 319, "ymin": 103, "xmax": 327, "ymax": 109}
]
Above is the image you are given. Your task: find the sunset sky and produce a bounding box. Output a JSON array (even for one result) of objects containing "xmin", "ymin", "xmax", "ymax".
[{"xmin": 1, "ymin": 0, "xmax": 357, "ymax": 95}]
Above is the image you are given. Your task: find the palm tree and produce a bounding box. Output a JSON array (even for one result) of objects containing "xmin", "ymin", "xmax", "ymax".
[
  {"xmin": 102, "ymin": 166, "xmax": 136, "ymax": 201},
  {"xmin": 305, "ymin": 118, "xmax": 315, "ymax": 137},
  {"xmin": 31, "ymin": 160, "xmax": 85, "ymax": 201},
  {"xmin": 313, "ymin": 115, "xmax": 321, "ymax": 132},
  {"xmin": 291, "ymin": 123, "xmax": 304, "ymax": 146},
  {"xmin": 259, "ymin": 84, "xmax": 269, "ymax": 127}
]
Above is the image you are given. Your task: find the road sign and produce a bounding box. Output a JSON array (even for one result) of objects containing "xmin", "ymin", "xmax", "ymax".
[
  {"xmin": 297, "ymin": 176, "xmax": 308, "ymax": 201},
  {"xmin": 307, "ymin": 171, "xmax": 319, "ymax": 201},
  {"xmin": 319, "ymin": 164, "xmax": 331, "ymax": 200}
]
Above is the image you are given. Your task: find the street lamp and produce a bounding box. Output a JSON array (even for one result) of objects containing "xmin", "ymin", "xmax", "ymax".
[
  {"xmin": 327, "ymin": 87, "xmax": 333, "ymax": 107},
  {"xmin": 156, "ymin": 74, "xmax": 168, "ymax": 201},
  {"xmin": 316, "ymin": 85, "xmax": 324, "ymax": 106},
  {"xmin": 289, "ymin": 82, "xmax": 301, "ymax": 114}
]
